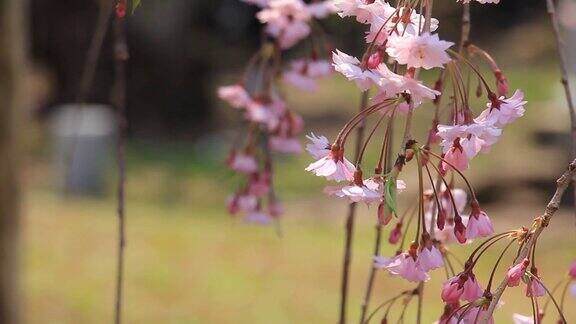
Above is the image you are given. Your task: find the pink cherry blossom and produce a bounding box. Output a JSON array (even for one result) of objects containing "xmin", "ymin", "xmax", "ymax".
[
  {"xmin": 270, "ymin": 136, "xmax": 302, "ymax": 154},
  {"xmin": 305, "ymin": 146, "xmax": 356, "ymax": 182},
  {"xmin": 388, "ymin": 222, "xmax": 402, "ymax": 244},
  {"xmin": 283, "ymin": 69, "xmax": 318, "ymax": 91},
  {"xmin": 475, "ymin": 89, "xmax": 526, "ymax": 127},
  {"xmin": 218, "ymin": 84, "xmax": 251, "ymax": 109},
  {"xmin": 240, "ymin": 0, "xmax": 270, "ymax": 8},
  {"xmin": 506, "ymin": 258, "xmax": 529, "ymax": 287},
  {"xmin": 332, "ymin": 50, "xmax": 380, "ymax": 91},
  {"xmin": 227, "ymin": 193, "xmax": 258, "ymax": 215},
  {"xmin": 569, "ymin": 260, "xmax": 576, "ymax": 278},
  {"xmin": 244, "ymin": 210, "xmax": 272, "ymax": 224},
  {"xmin": 417, "ymin": 245, "xmax": 444, "ymax": 272},
  {"xmin": 377, "ymin": 252, "xmax": 430, "ymax": 282},
  {"xmin": 324, "ymin": 180, "xmax": 381, "ymax": 204},
  {"xmin": 395, "ymin": 74, "xmax": 441, "ymax": 106},
  {"xmin": 570, "ymin": 282, "xmax": 576, "ymax": 297},
  {"xmin": 334, "ymin": 0, "xmax": 393, "ymax": 24},
  {"xmin": 228, "ymin": 152, "xmax": 258, "ymax": 174},
  {"xmin": 466, "ymin": 205, "xmax": 494, "ymax": 239},
  {"xmin": 305, "ymin": 133, "xmax": 331, "ymax": 159},
  {"xmin": 306, "ymin": 1, "xmax": 337, "ymax": 18},
  {"xmin": 386, "ymin": 33, "xmax": 453, "ymax": 70},
  {"xmin": 249, "ymin": 172, "xmax": 271, "ymax": 196},
  {"xmin": 512, "ymin": 314, "xmax": 534, "ymax": 324},
  {"xmin": 443, "ymin": 139, "xmax": 469, "ymax": 171},
  {"xmin": 441, "ymin": 273, "xmax": 483, "ymax": 303},
  {"xmin": 283, "ymin": 59, "xmax": 333, "ymax": 91},
  {"xmin": 257, "ymin": 0, "xmax": 312, "ymax": 49},
  {"xmin": 463, "ymin": 306, "xmax": 493, "ymax": 324},
  {"xmin": 525, "ymin": 276, "xmax": 546, "ymax": 298},
  {"xmin": 437, "ymin": 123, "xmax": 502, "ymax": 162},
  {"xmin": 437, "ymin": 303, "xmax": 462, "ymax": 324}
]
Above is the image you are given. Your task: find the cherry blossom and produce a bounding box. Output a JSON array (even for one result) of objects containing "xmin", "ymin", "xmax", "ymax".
[
  {"xmin": 324, "ymin": 181, "xmax": 381, "ymax": 204},
  {"xmin": 218, "ymin": 84, "xmax": 251, "ymax": 109},
  {"xmin": 283, "ymin": 59, "xmax": 333, "ymax": 91},
  {"xmin": 569, "ymin": 260, "xmax": 576, "ymax": 278},
  {"xmin": 376, "ymin": 252, "xmax": 430, "ymax": 282},
  {"xmin": 466, "ymin": 203, "xmax": 494, "ymax": 239},
  {"xmin": 512, "ymin": 314, "xmax": 534, "ymax": 324},
  {"xmin": 506, "ymin": 258, "xmax": 529, "ymax": 287},
  {"xmin": 305, "ymin": 133, "xmax": 331, "ymax": 159},
  {"xmin": 441, "ymin": 272, "xmax": 483, "ymax": 303},
  {"xmin": 417, "ymin": 245, "xmax": 444, "ymax": 272},
  {"xmin": 228, "ymin": 152, "xmax": 258, "ymax": 174},
  {"xmin": 386, "ymin": 33, "xmax": 453, "ymax": 70},
  {"xmin": 227, "ymin": 193, "xmax": 258, "ymax": 215},
  {"xmin": 332, "ymin": 50, "xmax": 380, "ymax": 91},
  {"xmin": 525, "ymin": 276, "xmax": 546, "ymax": 297},
  {"xmin": 270, "ymin": 136, "xmax": 302, "ymax": 154},
  {"xmin": 305, "ymin": 145, "xmax": 356, "ymax": 182},
  {"xmin": 475, "ymin": 89, "xmax": 527, "ymax": 127}
]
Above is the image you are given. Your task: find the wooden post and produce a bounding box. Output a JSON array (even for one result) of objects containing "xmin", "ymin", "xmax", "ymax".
[{"xmin": 0, "ymin": 0, "xmax": 26, "ymax": 322}]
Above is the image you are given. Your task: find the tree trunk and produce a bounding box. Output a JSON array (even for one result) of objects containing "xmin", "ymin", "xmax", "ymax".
[{"xmin": 0, "ymin": 0, "xmax": 26, "ymax": 322}]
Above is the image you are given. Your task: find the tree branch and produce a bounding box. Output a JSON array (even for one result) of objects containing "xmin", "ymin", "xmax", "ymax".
[
  {"xmin": 480, "ymin": 158, "xmax": 576, "ymax": 323},
  {"xmin": 545, "ymin": 0, "xmax": 576, "ymax": 221}
]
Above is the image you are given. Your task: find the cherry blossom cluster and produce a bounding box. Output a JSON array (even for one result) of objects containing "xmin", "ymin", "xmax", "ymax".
[
  {"xmin": 511, "ymin": 260, "xmax": 576, "ymax": 323},
  {"xmin": 219, "ymin": 0, "xmax": 336, "ymax": 224},
  {"xmin": 298, "ymin": 0, "xmax": 576, "ymax": 322}
]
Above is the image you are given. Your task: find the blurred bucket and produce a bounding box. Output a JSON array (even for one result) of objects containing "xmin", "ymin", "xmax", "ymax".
[{"xmin": 52, "ymin": 104, "xmax": 115, "ymax": 196}]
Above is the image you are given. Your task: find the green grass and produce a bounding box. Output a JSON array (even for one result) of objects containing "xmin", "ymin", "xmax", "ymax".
[{"xmin": 22, "ymin": 190, "xmax": 576, "ymax": 324}]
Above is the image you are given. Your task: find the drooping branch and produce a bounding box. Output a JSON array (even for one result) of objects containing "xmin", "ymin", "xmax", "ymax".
[
  {"xmin": 112, "ymin": 7, "xmax": 129, "ymax": 324},
  {"xmin": 339, "ymin": 91, "xmax": 370, "ymax": 324},
  {"xmin": 480, "ymin": 158, "xmax": 576, "ymax": 323},
  {"xmin": 545, "ymin": 0, "xmax": 576, "ymax": 220}
]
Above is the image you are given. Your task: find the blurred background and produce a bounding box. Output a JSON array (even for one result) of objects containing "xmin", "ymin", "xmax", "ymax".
[{"xmin": 1, "ymin": 0, "xmax": 576, "ymax": 322}]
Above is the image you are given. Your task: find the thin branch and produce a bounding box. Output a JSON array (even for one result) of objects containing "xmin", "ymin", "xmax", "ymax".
[
  {"xmin": 545, "ymin": 0, "xmax": 576, "ymax": 221},
  {"xmin": 112, "ymin": 9, "xmax": 129, "ymax": 324},
  {"xmin": 479, "ymin": 158, "xmax": 576, "ymax": 323},
  {"xmin": 339, "ymin": 91, "xmax": 370, "ymax": 324}
]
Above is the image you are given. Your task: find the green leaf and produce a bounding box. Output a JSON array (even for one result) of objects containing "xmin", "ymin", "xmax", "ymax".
[
  {"xmin": 131, "ymin": 0, "xmax": 142, "ymax": 13},
  {"xmin": 384, "ymin": 176, "xmax": 397, "ymax": 216}
]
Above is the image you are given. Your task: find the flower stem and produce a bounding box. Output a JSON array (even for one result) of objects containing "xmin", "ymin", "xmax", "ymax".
[{"xmin": 339, "ymin": 91, "xmax": 370, "ymax": 324}]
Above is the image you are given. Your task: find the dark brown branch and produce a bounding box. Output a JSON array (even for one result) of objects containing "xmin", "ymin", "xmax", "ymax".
[{"xmin": 112, "ymin": 9, "xmax": 129, "ymax": 324}]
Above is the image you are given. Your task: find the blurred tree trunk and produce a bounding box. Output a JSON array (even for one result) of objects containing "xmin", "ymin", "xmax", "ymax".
[{"xmin": 0, "ymin": 0, "xmax": 26, "ymax": 322}]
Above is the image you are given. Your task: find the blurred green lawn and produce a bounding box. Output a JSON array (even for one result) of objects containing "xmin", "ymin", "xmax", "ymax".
[{"xmin": 21, "ymin": 64, "xmax": 576, "ymax": 323}]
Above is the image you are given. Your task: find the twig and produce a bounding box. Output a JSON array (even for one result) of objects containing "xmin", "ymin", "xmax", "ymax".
[
  {"xmin": 358, "ymin": 130, "xmax": 393, "ymax": 324},
  {"xmin": 479, "ymin": 158, "xmax": 576, "ymax": 323},
  {"xmin": 458, "ymin": 3, "xmax": 470, "ymax": 52},
  {"xmin": 545, "ymin": 0, "xmax": 576, "ymax": 221},
  {"xmin": 339, "ymin": 91, "xmax": 369, "ymax": 324},
  {"xmin": 112, "ymin": 9, "xmax": 129, "ymax": 324}
]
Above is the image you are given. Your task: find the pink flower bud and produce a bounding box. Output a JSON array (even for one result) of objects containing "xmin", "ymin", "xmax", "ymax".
[
  {"xmin": 494, "ymin": 70, "xmax": 509, "ymax": 97},
  {"xmin": 366, "ymin": 51, "xmax": 382, "ymax": 69},
  {"xmin": 116, "ymin": 0, "xmax": 127, "ymax": 18},
  {"xmin": 453, "ymin": 215, "xmax": 467, "ymax": 244},
  {"xmin": 525, "ymin": 277, "xmax": 546, "ymax": 297},
  {"xmin": 506, "ymin": 258, "xmax": 529, "ymax": 287},
  {"xmin": 569, "ymin": 260, "xmax": 576, "ymax": 279},
  {"xmin": 388, "ymin": 223, "xmax": 402, "ymax": 244}
]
